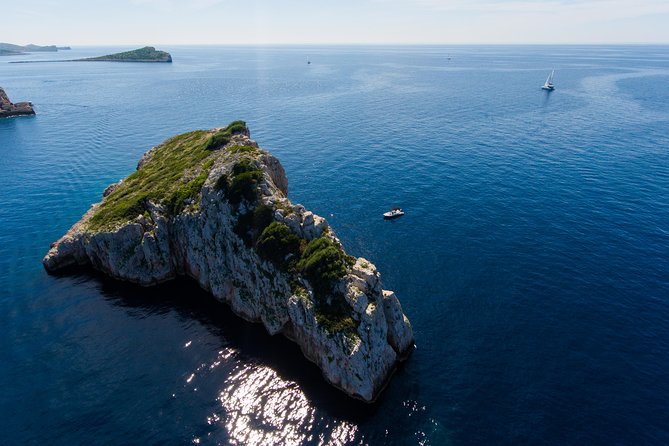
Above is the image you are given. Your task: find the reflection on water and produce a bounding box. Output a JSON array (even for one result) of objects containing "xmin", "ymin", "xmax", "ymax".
[
  {"xmin": 88, "ymin": 269, "xmax": 373, "ymax": 444},
  {"xmin": 213, "ymin": 357, "xmax": 358, "ymax": 445}
]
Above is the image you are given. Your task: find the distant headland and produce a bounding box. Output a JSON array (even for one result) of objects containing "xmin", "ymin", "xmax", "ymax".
[
  {"xmin": 0, "ymin": 42, "xmax": 70, "ymax": 56},
  {"xmin": 0, "ymin": 87, "xmax": 35, "ymax": 118},
  {"xmin": 77, "ymin": 46, "xmax": 172, "ymax": 63},
  {"xmin": 10, "ymin": 46, "xmax": 172, "ymax": 64}
]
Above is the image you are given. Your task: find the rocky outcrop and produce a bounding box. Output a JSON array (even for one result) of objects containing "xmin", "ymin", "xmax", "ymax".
[
  {"xmin": 43, "ymin": 124, "xmax": 414, "ymax": 402},
  {"xmin": 0, "ymin": 87, "xmax": 35, "ymax": 118}
]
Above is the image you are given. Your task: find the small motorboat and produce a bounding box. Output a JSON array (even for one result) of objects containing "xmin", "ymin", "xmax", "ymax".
[{"xmin": 383, "ymin": 207, "xmax": 405, "ymax": 219}]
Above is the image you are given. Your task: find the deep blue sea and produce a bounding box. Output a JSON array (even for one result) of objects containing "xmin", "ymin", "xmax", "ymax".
[{"xmin": 2, "ymin": 45, "xmax": 669, "ymax": 445}]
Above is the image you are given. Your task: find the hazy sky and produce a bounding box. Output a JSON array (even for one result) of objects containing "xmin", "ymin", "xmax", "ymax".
[{"xmin": 5, "ymin": 0, "xmax": 669, "ymax": 45}]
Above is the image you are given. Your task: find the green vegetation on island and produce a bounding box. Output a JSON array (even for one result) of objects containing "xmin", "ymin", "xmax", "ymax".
[
  {"xmin": 255, "ymin": 221, "xmax": 358, "ymax": 337},
  {"xmin": 256, "ymin": 222, "xmax": 303, "ymax": 266},
  {"xmin": 298, "ymin": 237, "xmax": 358, "ymax": 336},
  {"xmin": 88, "ymin": 119, "xmax": 358, "ymax": 338},
  {"xmin": 87, "ymin": 121, "xmax": 248, "ymax": 231},
  {"xmin": 78, "ymin": 46, "xmax": 172, "ymax": 63},
  {"xmin": 205, "ymin": 121, "xmax": 249, "ymax": 149}
]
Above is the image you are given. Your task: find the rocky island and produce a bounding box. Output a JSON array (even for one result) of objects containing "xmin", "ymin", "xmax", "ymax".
[
  {"xmin": 43, "ymin": 122, "xmax": 414, "ymax": 402},
  {"xmin": 0, "ymin": 87, "xmax": 35, "ymax": 118},
  {"xmin": 77, "ymin": 46, "xmax": 172, "ymax": 63}
]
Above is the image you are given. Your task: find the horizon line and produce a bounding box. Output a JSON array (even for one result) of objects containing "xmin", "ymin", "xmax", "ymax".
[{"xmin": 32, "ymin": 42, "xmax": 669, "ymax": 47}]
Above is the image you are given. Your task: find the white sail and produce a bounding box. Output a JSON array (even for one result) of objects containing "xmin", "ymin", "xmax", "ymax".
[{"xmin": 542, "ymin": 69, "xmax": 555, "ymax": 90}]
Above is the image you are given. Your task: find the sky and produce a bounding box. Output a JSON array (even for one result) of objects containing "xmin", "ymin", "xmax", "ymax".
[{"xmin": 4, "ymin": 0, "xmax": 669, "ymax": 45}]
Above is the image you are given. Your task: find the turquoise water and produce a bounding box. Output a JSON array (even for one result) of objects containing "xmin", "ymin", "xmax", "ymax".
[{"xmin": 2, "ymin": 45, "xmax": 669, "ymax": 444}]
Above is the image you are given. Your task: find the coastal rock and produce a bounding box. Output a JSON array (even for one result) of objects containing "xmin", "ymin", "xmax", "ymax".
[
  {"xmin": 103, "ymin": 181, "xmax": 122, "ymax": 197},
  {"xmin": 0, "ymin": 87, "xmax": 35, "ymax": 118},
  {"xmin": 43, "ymin": 122, "xmax": 414, "ymax": 402}
]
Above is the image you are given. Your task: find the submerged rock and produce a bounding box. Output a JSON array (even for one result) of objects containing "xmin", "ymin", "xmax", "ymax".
[
  {"xmin": 0, "ymin": 87, "xmax": 35, "ymax": 118},
  {"xmin": 43, "ymin": 122, "xmax": 414, "ymax": 402}
]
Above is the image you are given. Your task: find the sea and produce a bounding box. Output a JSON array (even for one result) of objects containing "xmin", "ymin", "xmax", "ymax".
[{"xmin": 1, "ymin": 45, "xmax": 668, "ymax": 445}]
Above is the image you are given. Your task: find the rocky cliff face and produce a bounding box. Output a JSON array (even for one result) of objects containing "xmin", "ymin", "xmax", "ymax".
[
  {"xmin": 43, "ymin": 123, "xmax": 414, "ymax": 402},
  {"xmin": 0, "ymin": 87, "xmax": 35, "ymax": 118}
]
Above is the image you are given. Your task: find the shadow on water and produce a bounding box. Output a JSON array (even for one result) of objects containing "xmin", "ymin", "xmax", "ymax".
[
  {"xmin": 541, "ymin": 89, "xmax": 553, "ymax": 107},
  {"xmin": 51, "ymin": 266, "xmax": 387, "ymax": 423}
]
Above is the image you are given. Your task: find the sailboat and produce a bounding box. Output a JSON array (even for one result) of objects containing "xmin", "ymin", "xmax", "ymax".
[{"xmin": 542, "ymin": 69, "xmax": 555, "ymax": 91}]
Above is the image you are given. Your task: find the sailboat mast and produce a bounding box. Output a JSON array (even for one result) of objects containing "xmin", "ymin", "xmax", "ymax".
[{"xmin": 542, "ymin": 69, "xmax": 556, "ymax": 90}]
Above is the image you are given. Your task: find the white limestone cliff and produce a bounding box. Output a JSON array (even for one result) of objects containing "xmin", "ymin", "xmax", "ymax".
[{"xmin": 43, "ymin": 125, "xmax": 414, "ymax": 402}]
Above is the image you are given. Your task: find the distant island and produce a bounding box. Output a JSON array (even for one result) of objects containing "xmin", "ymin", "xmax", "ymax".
[
  {"xmin": 10, "ymin": 46, "xmax": 173, "ymax": 64},
  {"xmin": 0, "ymin": 42, "xmax": 70, "ymax": 56},
  {"xmin": 0, "ymin": 87, "xmax": 35, "ymax": 118},
  {"xmin": 77, "ymin": 46, "xmax": 172, "ymax": 63}
]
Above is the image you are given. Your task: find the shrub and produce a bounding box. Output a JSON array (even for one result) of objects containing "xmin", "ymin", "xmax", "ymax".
[
  {"xmin": 228, "ymin": 161, "xmax": 263, "ymax": 205},
  {"xmin": 313, "ymin": 282, "xmax": 359, "ymax": 339},
  {"xmin": 204, "ymin": 121, "xmax": 248, "ymax": 151},
  {"xmin": 256, "ymin": 222, "xmax": 302, "ymax": 267},
  {"xmin": 234, "ymin": 204, "xmax": 275, "ymax": 246},
  {"xmin": 297, "ymin": 237, "xmax": 348, "ymax": 295},
  {"xmin": 315, "ymin": 309, "xmax": 358, "ymax": 338},
  {"xmin": 229, "ymin": 171, "xmax": 261, "ymax": 204},
  {"xmin": 214, "ymin": 173, "xmax": 228, "ymax": 194},
  {"xmin": 226, "ymin": 120, "xmax": 248, "ymax": 135},
  {"xmin": 204, "ymin": 132, "xmax": 230, "ymax": 151},
  {"xmin": 231, "ymin": 159, "xmax": 257, "ymax": 176},
  {"xmin": 252, "ymin": 204, "xmax": 275, "ymax": 233}
]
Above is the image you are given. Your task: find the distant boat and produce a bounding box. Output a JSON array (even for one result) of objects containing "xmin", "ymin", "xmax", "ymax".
[
  {"xmin": 542, "ymin": 69, "xmax": 555, "ymax": 90},
  {"xmin": 383, "ymin": 207, "xmax": 405, "ymax": 219},
  {"xmin": 307, "ymin": 56, "xmax": 311, "ymax": 65}
]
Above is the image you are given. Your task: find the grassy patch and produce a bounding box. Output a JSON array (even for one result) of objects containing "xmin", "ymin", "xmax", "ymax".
[
  {"xmin": 87, "ymin": 121, "xmax": 247, "ymax": 232},
  {"xmin": 228, "ymin": 145, "xmax": 258, "ymax": 155},
  {"xmin": 165, "ymin": 159, "xmax": 213, "ymax": 215},
  {"xmin": 315, "ymin": 308, "xmax": 359, "ymax": 338}
]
